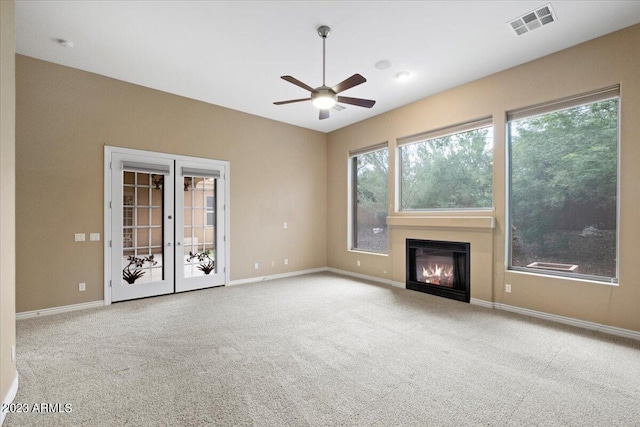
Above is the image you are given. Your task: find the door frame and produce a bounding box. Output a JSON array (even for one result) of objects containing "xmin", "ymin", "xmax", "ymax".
[{"xmin": 104, "ymin": 146, "xmax": 230, "ymax": 305}]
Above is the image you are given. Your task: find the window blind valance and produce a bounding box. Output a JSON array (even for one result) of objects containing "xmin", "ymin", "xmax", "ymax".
[
  {"xmin": 121, "ymin": 161, "xmax": 170, "ymax": 175},
  {"xmin": 507, "ymin": 86, "xmax": 620, "ymax": 121},
  {"xmin": 181, "ymin": 167, "xmax": 221, "ymax": 178},
  {"xmin": 397, "ymin": 117, "xmax": 493, "ymax": 147}
]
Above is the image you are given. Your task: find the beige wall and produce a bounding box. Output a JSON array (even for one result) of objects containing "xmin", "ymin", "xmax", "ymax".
[
  {"xmin": 16, "ymin": 55, "xmax": 327, "ymax": 312},
  {"xmin": 327, "ymin": 24, "xmax": 640, "ymax": 333},
  {"xmin": 1, "ymin": 0, "xmax": 17, "ymax": 409}
]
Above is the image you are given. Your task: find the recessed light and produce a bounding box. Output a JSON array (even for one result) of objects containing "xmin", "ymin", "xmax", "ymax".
[
  {"xmin": 56, "ymin": 39, "xmax": 75, "ymax": 49},
  {"xmin": 395, "ymin": 71, "xmax": 411, "ymax": 81},
  {"xmin": 375, "ymin": 60, "xmax": 392, "ymax": 70}
]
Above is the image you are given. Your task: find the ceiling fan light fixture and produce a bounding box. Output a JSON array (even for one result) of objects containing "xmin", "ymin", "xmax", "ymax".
[
  {"xmin": 312, "ymin": 95, "xmax": 337, "ymax": 110},
  {"xmin": 311, "ymin": 89, "xmax": 337, "ymax": 109}
]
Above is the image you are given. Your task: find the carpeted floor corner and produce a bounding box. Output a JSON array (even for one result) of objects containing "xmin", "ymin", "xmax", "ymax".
[{"xmin": 5, "ymin": 272, "xmax": 640, "ymax": 426}]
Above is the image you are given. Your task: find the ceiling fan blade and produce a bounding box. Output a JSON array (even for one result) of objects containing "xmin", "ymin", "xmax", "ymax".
[
  {"xmin": 337, "ymin": 96, "xmax": 376, "ymax": 108},
  {"xmin": 273, "ymin": 98, "xmax": 311, "ymax": 105},
  {"xmin": 319, "ymin": 109, "xmax": 330, "ymax": 120},
  {"xmin": 332, "ymin": 74, "xmax": 366, "ymax": 94},
  {"xmin": 281, "ymin": 75, "xmax": 316, "ymax": 93}
]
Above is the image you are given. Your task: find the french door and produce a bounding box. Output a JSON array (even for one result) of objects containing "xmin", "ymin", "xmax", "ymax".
[
  {"xmin": 107, "ymin": 148, "xmax": 228, "ymax": 303},
  {"xmin": 175, "ymin": 160, "xmax": 226, "ymax": 292}
]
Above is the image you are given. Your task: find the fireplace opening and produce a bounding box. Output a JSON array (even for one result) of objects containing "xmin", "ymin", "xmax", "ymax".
[{"xmin": 406, "ymin": 239, "xmax": 470, "ymax": 303}]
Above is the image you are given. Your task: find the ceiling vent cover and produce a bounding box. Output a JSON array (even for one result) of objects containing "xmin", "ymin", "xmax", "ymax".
[{"xmin": 509, "ymin": 3, "xmax": 556, "ymax": 36}]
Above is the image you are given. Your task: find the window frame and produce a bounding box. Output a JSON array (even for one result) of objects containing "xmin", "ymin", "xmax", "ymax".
[
  {"xmin": 396, "ymin": 117, "xmax": 494, "ymax": 212},
  {"xmin": 506, "ymin": 86, "xmax": 620, "ymax": 284},
  {"xmin": 348, "ymin": 143, "xmax": 390, "ymax": 255}
]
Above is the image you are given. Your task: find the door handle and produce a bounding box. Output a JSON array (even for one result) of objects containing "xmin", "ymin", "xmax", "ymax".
[
  {"xmin": 167, "ymin": 242, "xmax": 172, "ymax": 247},
  {"xmin": 176, "ymin": 242, "xmax": 182, "ymax": 246}
]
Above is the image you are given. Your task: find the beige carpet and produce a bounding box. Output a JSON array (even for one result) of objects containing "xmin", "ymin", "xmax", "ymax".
[{"xmin": 5, "ymin": 272, "xmax": 640, "ymax": 426}]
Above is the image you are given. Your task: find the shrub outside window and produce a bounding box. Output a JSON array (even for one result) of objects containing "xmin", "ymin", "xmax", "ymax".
[
  {"xmin": 399, "ymin": 119, "xmax": 493, "ymax": 210},
  {"xmin": 508, "ymin": 87, "xmax": 619, "ymax": 282},
  {"xmin": 351, "ymin": 145, "xmax": 389, "ymax": 254}
]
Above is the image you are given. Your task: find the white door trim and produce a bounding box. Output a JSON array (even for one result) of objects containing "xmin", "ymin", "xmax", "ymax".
[{"xmin": 104, "ymin": 146, "xmax": 230, "ymax": 305}]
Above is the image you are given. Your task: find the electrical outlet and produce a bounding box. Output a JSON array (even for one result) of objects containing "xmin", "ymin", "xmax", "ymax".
[
  {"xmin": 90, "ymin": 233, "xmax": 101, "ymax": 241},
  {"xmin": 79, "ymin": 282, "xmax": 86, "ymax": 292},
  {"xmin": 254, "ymin": 263, "xmax": 259, "ymax": 270},
  {"xmin": 74, "ymin": 233, "xmax": 86, "ymax": 242},
  {"xmin": 505, "ymin": 284, "xmax": 512, "ymax": 293},
  {"xmin": 357, "ymin": 260, "xmax": 361, "ymax": 267},
  {"xmin": 283, "ymin": 222, "xmax": 288, "ymax": 229},
  {"xmin": 284, "ymin": 258, "xmax": 288, "ymax": 265},
  {"xmin": 271, "ymin": 260, "xmax": 275, "ymax": 267}
]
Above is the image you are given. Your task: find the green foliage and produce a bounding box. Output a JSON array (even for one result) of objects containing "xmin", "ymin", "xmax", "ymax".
[
  {"xmin": 510, "ymin": 99, "xmax": 618, "ymax": 244},
  {"xmin": 401, "ymin": 127, "xmax": 493, "ymax": 209},
  {"xmin": 356, "ymin": 149, "xmax": 389, "ymax": 222}
]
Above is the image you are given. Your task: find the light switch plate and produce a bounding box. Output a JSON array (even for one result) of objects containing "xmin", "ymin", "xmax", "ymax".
[
  {"xmin": 90, "ymin": 233, "xmax": 101, "ymax": 241},
  {"xmin": 74, "ymin": 233, "xmax": 86, "ymax": 242}
]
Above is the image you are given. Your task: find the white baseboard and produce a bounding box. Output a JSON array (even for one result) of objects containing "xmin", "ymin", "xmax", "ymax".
[
  {"xmin": 326, "ymin": 267, "xmax": 404, "ymax": 288},
  {"xmin": 1, "ymin": 370, "xmax": 19, "ymax": 426},
  {"xmin": 228, "ymin": 267, "xmax": 328, "ymax": 286},
  {"xmin": 16, "ymin": 300, "xmax": 105, "ymax": 320},
  {"xmin": 494, "ymin": 302, "xmax": 640, "ymax": 341},
  {"xmin": 470, "ymin": 298, "xmax": 495, "ymax": 309}
]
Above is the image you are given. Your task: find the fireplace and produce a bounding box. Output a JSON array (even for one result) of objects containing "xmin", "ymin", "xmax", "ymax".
[{"xmin": 406, "ymin": 239, "xmax": 470, "ymax": 303}]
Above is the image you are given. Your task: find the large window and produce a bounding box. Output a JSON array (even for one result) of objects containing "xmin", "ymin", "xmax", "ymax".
[
  {"xmin": 508, "ymin": 87, "xmax": 619, "ymax": 282},
  {"xmin": 351, "ymin": 145, "xmax": 389, "ymax": 253},
  {"xmin": 399, "ymin": 118, "xmax": 493, "ymax": 210}
]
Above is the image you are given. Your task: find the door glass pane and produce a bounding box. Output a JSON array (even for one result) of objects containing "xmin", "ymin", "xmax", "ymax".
[
  {"xmin": 183, "ymin": 176, "xmax": 216, "ymax": 277},
  {"xmin": 122, "ymin": 171, "xmax": 164, "ymax": 286},
  {"xmin": 137, "ymin": 208, "xmax": 150, "ymax": 226},
  {"xmin": 150, "ymin": 208, "xmax": 162, "ymax": 226}
]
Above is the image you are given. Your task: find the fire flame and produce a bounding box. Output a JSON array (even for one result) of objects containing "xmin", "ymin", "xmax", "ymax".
[{"xmin": 422, "ymin": 263, "xmax": 454, "ymax": 286}]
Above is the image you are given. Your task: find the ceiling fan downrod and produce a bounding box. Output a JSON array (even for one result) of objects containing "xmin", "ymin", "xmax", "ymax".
[{"xmin": 318, "ymin": 25, "xmax": 331, "ymax": 87}]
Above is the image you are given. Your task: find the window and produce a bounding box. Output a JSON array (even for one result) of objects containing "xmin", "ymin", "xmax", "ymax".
[
  {"xmin": 398, "ymin": 118, "xmax": 493, "ymax": 210},
  {"xmin": 350, "ymin": 145, "xmax": 389, "ymax": 253},
  {"xmin": 508, "ymin": 87, "xmax": 619, "ymax": 282}
]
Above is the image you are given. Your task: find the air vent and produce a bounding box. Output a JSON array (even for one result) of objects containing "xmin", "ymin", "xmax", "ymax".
[{"xmin": 508, "ymin": 3, "xmax": 556, "ymax": 36}]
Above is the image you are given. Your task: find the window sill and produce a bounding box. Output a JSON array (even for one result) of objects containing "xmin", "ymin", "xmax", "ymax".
[
  {"xmin": 348, "ymin": 249, "xmax": 389, "ymax": 257},
  {"xmin": 506, "ymin": 268, "xmax": 619, "ymax": 287},
  {"xmin": 387, "ymin": 216, "xmax": 495, "ymax": 230}
]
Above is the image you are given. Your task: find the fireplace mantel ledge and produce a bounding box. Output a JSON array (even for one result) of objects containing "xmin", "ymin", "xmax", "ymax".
[{"xmin": 387, "ymin": 216, "xmax": 495, "ymax": 230}]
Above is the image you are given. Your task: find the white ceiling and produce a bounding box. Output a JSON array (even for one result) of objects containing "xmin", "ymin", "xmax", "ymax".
[{"xmin": 15, "ymin": 1, "xmax": 640, "ymax": 133}]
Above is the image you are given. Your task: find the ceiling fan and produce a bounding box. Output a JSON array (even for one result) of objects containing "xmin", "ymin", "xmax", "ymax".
[{"xmin": 274, "ymin": 25, "xmax": 376, "ymax": 120}]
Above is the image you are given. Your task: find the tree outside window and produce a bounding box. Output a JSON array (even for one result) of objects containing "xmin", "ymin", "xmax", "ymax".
[
  {"xmin": 509, "ymin": 95, "xmax": 619, "ymax": 281},
  {"xmin": 352, "ymin": 147, "xmax": 389, "ymax": 253},
  {"xmin": 400, "ymin": 125, "xmax": 493, "ymax": 210}
]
